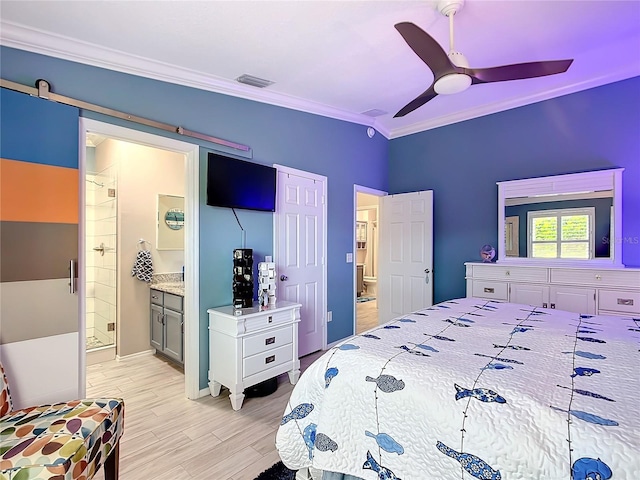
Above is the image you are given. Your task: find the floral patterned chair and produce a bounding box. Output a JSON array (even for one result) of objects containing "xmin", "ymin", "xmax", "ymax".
[{"xmin": 0, "ymin": 362, "xmax": 124, "ymax": 480}]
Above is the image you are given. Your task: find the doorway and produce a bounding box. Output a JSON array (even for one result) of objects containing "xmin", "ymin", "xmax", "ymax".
[
  {"xmin": 354, "ymin": 186, "xmax": 386, "ymax": 335},
  {"xmin": 79, "ymin": 118, "xmax": 200, "ymax": 399}
]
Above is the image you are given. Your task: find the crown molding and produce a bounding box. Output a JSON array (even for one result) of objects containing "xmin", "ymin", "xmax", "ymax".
[
  {"xmin": 3, "ymin": 21, "xmax": 637, "ymax": 143},
  {"xmin": 0, "ymin": 21, "xmax": 384, "ymax": 133}
]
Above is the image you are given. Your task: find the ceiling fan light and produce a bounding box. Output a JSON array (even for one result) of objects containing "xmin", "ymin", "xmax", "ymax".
[{"xmin": 434, "ymin": 73, "xmax": 471, "ymax": 94}]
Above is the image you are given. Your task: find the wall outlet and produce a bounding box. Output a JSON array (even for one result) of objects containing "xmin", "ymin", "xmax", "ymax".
[
  {"xmin": 346, "ymin": 253, "xmax": 353, "ymax": 263},
  {"xmin": 327, "ymin": 311, "xmax": 332, "ymax": 322}
]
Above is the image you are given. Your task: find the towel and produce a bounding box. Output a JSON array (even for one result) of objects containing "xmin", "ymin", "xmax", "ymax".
[{"xmin": 131, "ymin": 250, "xmax": 154, "ymax": 283}]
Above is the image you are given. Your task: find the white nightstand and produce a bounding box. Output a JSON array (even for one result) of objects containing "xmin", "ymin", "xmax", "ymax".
[{"xmin": 207, "ymin": 300, "xmax": 301, "ymax": 410}]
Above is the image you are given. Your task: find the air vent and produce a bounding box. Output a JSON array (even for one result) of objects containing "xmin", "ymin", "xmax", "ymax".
[
  {"xmin": 236, "ymin": 74, "xmax": 274, "ymax": 88},
  {"xmin": 361, "ymin": 109, "xmax": 388, "ymax": 117}
]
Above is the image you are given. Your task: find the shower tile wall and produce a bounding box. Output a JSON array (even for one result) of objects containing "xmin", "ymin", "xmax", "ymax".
[{"xmin": 86, "ymin": 165, "xmax": 117, "ymax": 350}]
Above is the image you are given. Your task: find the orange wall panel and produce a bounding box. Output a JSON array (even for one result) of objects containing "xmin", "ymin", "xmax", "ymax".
[{"xmin": 0, "ymin": 158, "xmax": 78, "ymax": 224}]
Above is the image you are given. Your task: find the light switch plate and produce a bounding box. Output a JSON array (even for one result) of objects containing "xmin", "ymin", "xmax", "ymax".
[{"xmin": 346, "ymin": 253, "xmax": 353, "ymax": 263}]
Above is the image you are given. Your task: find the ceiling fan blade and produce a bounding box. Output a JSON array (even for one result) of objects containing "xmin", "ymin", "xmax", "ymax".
[
  {"xmin": 395, "ymin": 22, "xmax": 456, "ymax": 78},
  {"xmin": 394, "ymin": 85, "xmax": 438, "ymax": 118},
  {"xmin": 467, "ymin": 59, "xmax": 574, "ymax": 84}
]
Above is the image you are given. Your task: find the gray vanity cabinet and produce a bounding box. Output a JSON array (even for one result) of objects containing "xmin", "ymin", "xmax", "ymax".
[{"xmin": 150, "ymin": 288, "xmax": 184, "ymax": 365}]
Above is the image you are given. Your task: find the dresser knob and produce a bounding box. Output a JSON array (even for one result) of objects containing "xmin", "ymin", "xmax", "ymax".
[
  {"xmin": 505, "ymin": 271, "xmax": 510, "ymax": 276},
  {"xmin": 595, "ymin": 274, "xmax": 602, "ymax": 280}
]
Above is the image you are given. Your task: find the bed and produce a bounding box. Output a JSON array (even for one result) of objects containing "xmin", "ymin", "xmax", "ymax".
[{"xmin": 275, "ymin": 297, "xmax": 640, "ymax": 480}]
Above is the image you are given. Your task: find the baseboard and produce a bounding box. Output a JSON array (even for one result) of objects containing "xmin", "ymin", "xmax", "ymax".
[{"xmin": 115, "ymin": 349, "xmax": 155, "ymax": 362}]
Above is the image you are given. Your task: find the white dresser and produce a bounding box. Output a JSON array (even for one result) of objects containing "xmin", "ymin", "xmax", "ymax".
[
  {"xmin": 465, "ymin": 262, "xmax": 640, "ymax": 317},
  {"xmin": 207, "ymin": 300, "xmax": 301, "ymax": 410}
]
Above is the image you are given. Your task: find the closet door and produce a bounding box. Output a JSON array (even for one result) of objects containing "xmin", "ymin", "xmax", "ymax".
[{"xmin": 0, "ymin": 88, "xmax": 80, "ymax": 408}]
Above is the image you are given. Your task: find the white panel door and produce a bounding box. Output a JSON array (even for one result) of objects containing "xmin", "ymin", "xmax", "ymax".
[
  {"xmin": 275, "ymin": 168, "xmax": 326, "ymax": 356},
  {"xmin": 378, "ymin": 191, "xmax": 433, "ymax": 324}
]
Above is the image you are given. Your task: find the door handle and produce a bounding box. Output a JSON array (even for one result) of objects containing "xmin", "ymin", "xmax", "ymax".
[
  {"xmin": 69, "ymin": 259, "xmax": 77, "ymax": 294},
  {"xmin": 280, "ymin": 275, "xmax": 288, "ymax": 281},
  {"xmin": 424, "ymin": 268, "xmax": 430, "ymax": 284}
]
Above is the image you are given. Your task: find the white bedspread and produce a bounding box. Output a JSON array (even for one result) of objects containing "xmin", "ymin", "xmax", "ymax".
[{"xmin": 275, "ymin": 298, "xmax": 640, "ymax": 480}]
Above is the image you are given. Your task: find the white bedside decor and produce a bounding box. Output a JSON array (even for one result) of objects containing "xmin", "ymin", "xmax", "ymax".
[{"xmin": 207, "ymin": 300, "xmax": 301, "ymax": 410}]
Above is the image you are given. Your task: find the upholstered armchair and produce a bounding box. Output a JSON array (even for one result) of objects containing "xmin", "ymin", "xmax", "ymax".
[{"xmin": 0, "ymin": 362, "xmax": 124, "ymax": 480}]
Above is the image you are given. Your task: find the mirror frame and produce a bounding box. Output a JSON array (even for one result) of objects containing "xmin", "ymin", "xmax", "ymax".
[
  {"xmin": 497, "ymin": 168, "xmax": 624, "ymax": 267},
  {"xmin": 157, "ymin": 194, "xmax": 185, "ymax": 250}
]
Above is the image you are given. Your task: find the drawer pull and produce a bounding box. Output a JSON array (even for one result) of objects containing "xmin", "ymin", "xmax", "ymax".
[
  {"xmin": 265, "ymin": 336, "xmax": 276, "ymax": 345},
  {"xmin": 505, "ymin": 271, "xmax": 510, "ymax": 276},
  {"xmin": 265, "ymin": 355, "xmax": 275, "ymax": 364},
  {"xmin": 484, "ymin": 287, "xmax": 495, "ymax": 294},
  {"xmin": 617, "ymin": 298, "xmax": 634, "ymax": 306},
  {"xmin": 268, "ymin": 315, "xmax": 273, "ymax": 323}
]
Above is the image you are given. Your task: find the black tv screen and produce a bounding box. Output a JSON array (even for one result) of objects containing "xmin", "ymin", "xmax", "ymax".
[{"xmin": 206, "ymin": 153, "xmax": 277, "ymax": 212}]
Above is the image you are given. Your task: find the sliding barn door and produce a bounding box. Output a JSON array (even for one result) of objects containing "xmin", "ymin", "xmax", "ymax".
[{"xmin": 0, "ymin": 88, "xmax": 80, "ymax": 408}]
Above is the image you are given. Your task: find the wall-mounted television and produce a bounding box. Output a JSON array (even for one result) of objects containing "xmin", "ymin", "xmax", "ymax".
[{"xmin": 206, "ymin": 152, "xmax": 277, "ymax": 212}]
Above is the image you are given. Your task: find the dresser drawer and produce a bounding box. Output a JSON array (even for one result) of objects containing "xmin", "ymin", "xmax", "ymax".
[
  {"xmin": 472, "ymin": 280, "xmax": 508, "ymax": 301},
  {"xmin": 471, "ymin": 265, "xmax": 548, "ymax": 283},
  {"xmin": 551, "ymin": 268, "xmax": 640, "ymax": 287},
  {"xmin": 243, "ymin": 325, "xmax": 293, "ymax": 357},
  {"xmin": 598, "ymin": 289, "xmax": 640, "ymax": 315},
  {"xmin": 244, "ymin": 309, "xmax": 292, "ymax": 333},
  {"xmin": 243, "ymin": 343, "xmax": 293, "ymax": 378}
]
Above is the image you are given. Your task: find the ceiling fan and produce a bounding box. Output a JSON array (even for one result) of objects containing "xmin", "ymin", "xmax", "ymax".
[{"xmin": 394, "ymin": 0, "xmax": 573, "ymax": 117}]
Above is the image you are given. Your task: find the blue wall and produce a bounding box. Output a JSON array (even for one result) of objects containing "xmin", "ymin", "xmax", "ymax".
[
  {"xmin": 3, "ymin": 45, "xmax": 638, "ymax": 390},
  {"xmin": 0, "ymin": 46, "xmax": 388, "ymax": 389},
  {"xmin": 389, "ymin": 76, "xmax": 640, "ymax": 304}
]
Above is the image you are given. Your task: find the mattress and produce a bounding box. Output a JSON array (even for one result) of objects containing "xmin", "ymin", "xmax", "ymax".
[{"xmin": 275, "ymin": 298, "xmax": 640, "ymax": 479}]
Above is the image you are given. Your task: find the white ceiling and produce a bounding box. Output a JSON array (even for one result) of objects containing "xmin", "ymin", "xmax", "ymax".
[{"xmin": 1, "ymin": 1, "xmax": 639, "ymax": 139}]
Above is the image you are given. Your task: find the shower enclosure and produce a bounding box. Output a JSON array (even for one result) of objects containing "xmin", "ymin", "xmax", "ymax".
[{"xmin": 85, "ymin": 156, "xmax": 117, "ymax": 355}]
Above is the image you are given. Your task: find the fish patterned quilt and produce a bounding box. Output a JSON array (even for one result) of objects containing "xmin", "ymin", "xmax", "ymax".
[{"xmin": 275, "ymin": 298, "xmax": 640, "ymax": 480}]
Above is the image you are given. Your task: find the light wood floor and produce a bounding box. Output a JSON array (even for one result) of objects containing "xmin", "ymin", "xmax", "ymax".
[
  {"xmin": 356, "ymin": 299, "xmax": 378, "ymax": 334},
  {"xmin": 87, "ymin": 350, "xmax": 323, "ymax": 480}
]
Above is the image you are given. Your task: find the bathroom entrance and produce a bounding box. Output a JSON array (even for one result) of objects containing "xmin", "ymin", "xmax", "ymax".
[
  {"xmin": 80, "ymin": 118, "xmax": 201, "ymax": 400},
  {"xmin": 354, "ymin": 186, "xmax": 386, "ymax": 334},
  {"xmin": 84, "ymin": 133, "xmax": 187, "ymax": 366}
]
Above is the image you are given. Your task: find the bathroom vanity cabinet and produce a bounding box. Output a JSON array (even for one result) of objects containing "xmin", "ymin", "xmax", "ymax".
[{"xmin": 150, "ymin": 288, "xmax": 184, "ymax": 365}]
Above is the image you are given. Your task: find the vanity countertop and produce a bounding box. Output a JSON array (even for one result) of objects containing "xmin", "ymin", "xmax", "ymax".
[
  {"xmin": 150, "ymin": 272, "xmax": 184, "ymax": 296},
  {"xmin": 151, "ymin": 281, "xmax": 184, "ymax": 296}
]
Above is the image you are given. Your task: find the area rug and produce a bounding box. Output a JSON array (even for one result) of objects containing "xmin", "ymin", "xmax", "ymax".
[
  {"xmin": 356, "ymin": 296, "xmax": 375, "ymax": 303},
  {"xmin": 253, "ymin": 461, "xmax": 295, "ymax": 480}
]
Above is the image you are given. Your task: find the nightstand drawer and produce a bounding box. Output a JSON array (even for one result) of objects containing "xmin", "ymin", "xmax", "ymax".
[
  {"xmin": 243, "ymin": 325, "xmax": 293, "ymax": 357},
  {"xmin": 244, "ymin": 310, "xmax": 292, "ymax": 333},
  {"xmin": 472, "ymin": 280, "xmax": 508, "ymax": 301},
  {"xmin": 599, "ymin": 290, "xmax": 640, "ymax": 315},
  {"xmin": 243, "ymin": 343, "xmax": 293, "ymax": 378}
]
